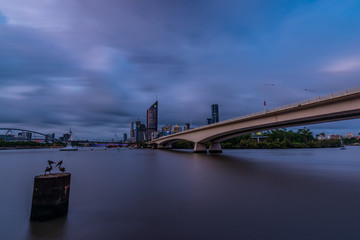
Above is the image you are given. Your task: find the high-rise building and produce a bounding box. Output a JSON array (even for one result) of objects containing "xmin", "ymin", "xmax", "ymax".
[
  {"xmin": 212, "ymin": 104, "xmax": 219, "ymax": 123},
  {"xmin": 184, "ymin": 123, "xmax": 190, "ymax": 131},
  {"xmin": 207, "ymin": 118, "xmax": 213, "ymax": 125},
  {"xmin": 130, "ymin": 121, "xmax": 134, "ymax": 138},
  {"xmin": 146, "ymin": 101, "xmax": 158, "ymax": 140},
  {"xmin": 123, "ymin": 133, "xmax": 128, "ymax": 142},
  {"xmin": 135, "ymin": 121, "xmax": 146, "ymax": 142}
]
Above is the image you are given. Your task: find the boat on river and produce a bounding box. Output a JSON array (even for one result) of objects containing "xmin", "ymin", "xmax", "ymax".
[{"xmin": 340, "ymin": 138, "xmax": 346, "ymax": 150}]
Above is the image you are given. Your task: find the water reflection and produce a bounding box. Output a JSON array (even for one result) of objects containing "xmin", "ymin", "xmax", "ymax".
[
  {"xmin": 0, "ymin": 147, "xmax": 359, "ymax": 239},
  {"xmin": 28, "ymin": 217, "xmax": 67, "ymax": 240}
]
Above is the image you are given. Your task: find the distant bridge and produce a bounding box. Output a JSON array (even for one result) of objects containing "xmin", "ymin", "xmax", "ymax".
[
  {"xmin": 150, "ymin": 87, "xmax": 360, "ymax": 153},
  {"xmin": 0, "ymin": 128, "xmax": 58, "ymax": 142}
]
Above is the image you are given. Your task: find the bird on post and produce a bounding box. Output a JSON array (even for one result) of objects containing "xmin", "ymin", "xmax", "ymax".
[
  {"xmin": 48, "ymin": 160, "xmax": 56, "ymax": 166},
  {"xmin": 45, "ymin": 160, "xmax": 56, "ymax": 175},
  {"xmin": 56, "ymin": 160, "xmax": 65, "ymax": 173},
  {"xmin": 56, "ymin": 160, "xmax": 63, "ymax": 168}
]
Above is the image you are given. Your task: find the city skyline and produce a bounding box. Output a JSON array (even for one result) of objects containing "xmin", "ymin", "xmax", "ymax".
[{"xmin": 0, "ymin": 0, "xmax": 360, "ymax": 138}]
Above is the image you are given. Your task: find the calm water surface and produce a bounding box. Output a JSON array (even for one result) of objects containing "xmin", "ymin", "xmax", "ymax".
[{"xmin": 1, "ymin": 147, "xmax": 360, "ymax": 239}]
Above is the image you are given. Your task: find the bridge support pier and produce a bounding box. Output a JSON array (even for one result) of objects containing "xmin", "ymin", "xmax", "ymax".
[
  {"xmin": 193, "ymin": 143, "xmax": 207, "ymax": 153},
  {"xmin": 209, "ymin": 142, "xmax": 222, "ymax": 153}
]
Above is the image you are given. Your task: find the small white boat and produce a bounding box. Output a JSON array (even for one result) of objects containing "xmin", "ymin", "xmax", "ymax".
[{"xmin": 60, "ymin": 142, "xmax": 78, "ymax": 151}]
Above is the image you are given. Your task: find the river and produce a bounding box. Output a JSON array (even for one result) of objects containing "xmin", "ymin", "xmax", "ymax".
[{"xmin": 1, "ymin": 147, "xmax": 360, "ymax": 239}]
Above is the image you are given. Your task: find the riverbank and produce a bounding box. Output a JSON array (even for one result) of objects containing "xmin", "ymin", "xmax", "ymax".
[{"xmin": 0, "ymin": 140, "xmax": 65, "ymax": 149}]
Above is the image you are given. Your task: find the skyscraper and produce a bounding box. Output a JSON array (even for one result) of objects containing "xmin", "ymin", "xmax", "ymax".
[
  {"xmin": 130, "ymin": 121, "xmax": 134, "ymax": 138},
  {"xmin": 211, "ymin": 104, "xmax": 219, "ymax": 123},
  {"xmin": 146, "ymin": 101, "xmax": 158, "ymax": 140},
  {"xmin": 135, "ymin": 120, "xmax": 146, "ymax": 142}
]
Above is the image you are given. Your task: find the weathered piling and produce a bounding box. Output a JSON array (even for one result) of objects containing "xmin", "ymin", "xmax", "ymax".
[{"xmin": 30, "ymin": 173, "xmax": 71, "ymax": 222}]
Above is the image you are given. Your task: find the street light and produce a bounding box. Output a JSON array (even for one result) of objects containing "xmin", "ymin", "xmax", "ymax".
[{"xmin": 262, "ymin": 83, "xmax": 275, "ymax": 112}]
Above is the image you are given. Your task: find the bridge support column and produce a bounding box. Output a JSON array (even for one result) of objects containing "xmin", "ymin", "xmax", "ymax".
[
  {"xmin": 209, "ymin": 142, "xmax": 222, "ymax": 153},
  {"xmin": 193, "ymin": 143, "xmax": 207, "ymax": 153}
]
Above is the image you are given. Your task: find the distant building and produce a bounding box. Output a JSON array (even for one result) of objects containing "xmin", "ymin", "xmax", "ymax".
[
  {"xmin": 173, "ymin": 125, "xmax": 181, "ymax": 133},
  {"xmin": 251, "ymin": 132, "xmax": 267, "ymax": 143},
  {"xmin": 316, "ymin": 133, "xmax": 325, "ymax": 141},
  {"xmin": 211, "ymin": 104, "xmax": 219, "ymax": 123},
  {"xmin": 146, "ymin": 101, "xmax": 158, "ymax": 141},
  {"xmin": 26, "ymin": 132, "xmax": 32, "ymax": 141},
  {"xmin": 327, "ymin": 134, "xmax": 340, "ymax": 140},
  {"xmin": 123, "ymin": 133, "xmax": 128, "ymax": 142},
  {"xmin": 161, "ymin": 125, "xmax": 172, "ymax": 135},
  {"xmin": 207, "ymin": 118, "xmax": 213, "ymax": 125},
  {"xmin": 17, "ymin": 132, "xmax": 27, "ymax": 141},
  {"xmin": 151, "ymin": 131, "xmax": 161, "ymax": 140},
  {"xmin": 0, "ymin": 134, "xmax": 14, "ymax": 141},
  {"xmin": 184, "ymin": 123, "xmax": 190, "ymax": 131},
  {"xmin": 345, "ymin": 133, "xmax": 354, "ymax": 139},
  {"xmin": 135, "ymin": 121, "xmax": 147, "ymax": 142},
  {"xmin": 62, "ymin": 132, "xmax": 70, "ymax": 141},
  {"xmin": 130, "ymin": 121, "xmax": 134, "ymax": 138}
]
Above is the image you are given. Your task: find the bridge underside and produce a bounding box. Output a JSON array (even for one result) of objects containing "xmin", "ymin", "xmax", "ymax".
[
  {"xmin": 204, "ymin": 109, "xmax": 360, "ymax": 143},
  {"xmin": 151, "ymin": 89, "xmax": 360, "ymax": 153}
]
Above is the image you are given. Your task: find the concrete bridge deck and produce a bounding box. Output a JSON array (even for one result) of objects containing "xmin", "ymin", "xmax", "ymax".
[{"xmin": 150, "ymin": 86, "xmax": 360, "ymax": 153}]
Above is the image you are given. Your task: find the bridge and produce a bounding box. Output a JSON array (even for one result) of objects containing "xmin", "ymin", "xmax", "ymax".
[
  {"xmin": 0, "ymin": 128, "xmax": 58, "ymax": 142},
  {"xmin": 150, "ymin": 86, "xmax": 360, "ymax": 153}
]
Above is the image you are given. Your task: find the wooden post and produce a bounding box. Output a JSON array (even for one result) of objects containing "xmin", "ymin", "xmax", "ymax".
[{"xmin": 30, "ymin": 173, "xmax": 71, "ymax": 222}]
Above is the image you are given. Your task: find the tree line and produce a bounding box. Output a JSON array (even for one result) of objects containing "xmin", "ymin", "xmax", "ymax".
[
  {"xmin": 0, "ymin": 140, "xmax": 65, "ymax": 149},
  {"xmin": 172, "ymin": 128, "xmax": 343, "ymax": 149}
]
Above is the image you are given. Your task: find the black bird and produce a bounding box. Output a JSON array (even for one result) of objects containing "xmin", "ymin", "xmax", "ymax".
[
  {"xmin": 56, "ymin": 160, "xmax": 63, "ymax": 168},
  {"xmin": 59, "ymin": 166, "xmax": 66, "ymax": 173},
  {"xmin": 48, "ymin": 160, "xmax": 56, "ymax": 166},
  {"xmin": 45, "ymin": 160, "xmax": 55, "ymax": 175}
]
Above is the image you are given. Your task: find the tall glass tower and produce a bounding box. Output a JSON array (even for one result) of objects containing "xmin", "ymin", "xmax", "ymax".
[
  {"xmin": 130, "ymin": 121, "xmax": 134, "ymax": 138},
  {"xmin": 146, "ymin": 101, "xmax": 158, "ymax": 140},
  {"xmin": 211, "ymin": 104, "xmax": 219, "ymax": 123}
]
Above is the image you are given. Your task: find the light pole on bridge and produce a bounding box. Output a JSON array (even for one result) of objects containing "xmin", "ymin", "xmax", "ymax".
[{"xmin": 262, "ymin": 83, "xmax": 275, "ymax": 112}]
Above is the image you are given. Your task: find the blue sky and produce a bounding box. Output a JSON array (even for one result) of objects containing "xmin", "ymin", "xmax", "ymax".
[{"xmin": 0, "ymin": 0, "xmax": 359, "ymax": 139}]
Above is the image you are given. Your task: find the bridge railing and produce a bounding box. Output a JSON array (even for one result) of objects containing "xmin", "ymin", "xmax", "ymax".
[{"xmin": 265, "ymin": 86, "xmax": 360, "ymax": 114}]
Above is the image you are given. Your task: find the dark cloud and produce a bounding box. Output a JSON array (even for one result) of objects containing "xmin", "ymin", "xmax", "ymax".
[{"xmin": 0, "ymin": 0, "xmax": 359, "ymax": 139}]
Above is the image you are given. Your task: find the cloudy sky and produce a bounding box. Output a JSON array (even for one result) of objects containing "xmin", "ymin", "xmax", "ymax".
[{"xmin": 0, "ymin": 0, "xmax": 359, "ymax": 140}]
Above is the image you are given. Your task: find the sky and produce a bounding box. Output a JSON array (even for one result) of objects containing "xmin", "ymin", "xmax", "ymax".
[{"xmin": 0, "ymin": 0, "xmax": 359, "ymax": 140}]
